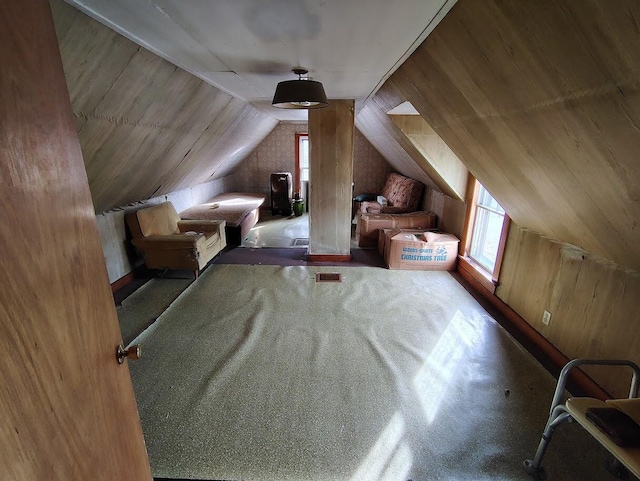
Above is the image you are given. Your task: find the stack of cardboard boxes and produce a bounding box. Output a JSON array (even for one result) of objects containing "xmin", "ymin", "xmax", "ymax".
[{"xmin": 356, "ymin": 211, "xmax": 437, "ymax": 247}]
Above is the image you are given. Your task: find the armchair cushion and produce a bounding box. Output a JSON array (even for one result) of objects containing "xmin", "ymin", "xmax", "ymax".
[
  {"xmin": 178, "ymin": 219, "xmax": 224, "ymax": 234},
  {"xmin": 360, "ymin": 173, "xmax": 424, "ymax": 214},
  {"xmin": 135, "ymin": 201, "xmax": 181, "ymax": 236},
  {"xmin": 132, "ymin": 234, "xmax": 208, "ymax": 251},
  {"xmin": 125, "ymin": 201, "xmax": 226, "ymax": 273}
]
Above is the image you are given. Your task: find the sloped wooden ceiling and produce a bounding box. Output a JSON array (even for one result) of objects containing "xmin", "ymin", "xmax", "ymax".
[
  {"xmin": 51, "ymin": 0, "xmax": 278, "ymax": 213},
  {"xmin": 389, "ymin": 114, "xmax": 468, "ymax": 200},
  {"xmin": 356, "ymin": 80, "xmax": 468, "ymax": 200},
  {"xmin": 381, "ymin": 0, "xmax": 640, "ymax": 272}
]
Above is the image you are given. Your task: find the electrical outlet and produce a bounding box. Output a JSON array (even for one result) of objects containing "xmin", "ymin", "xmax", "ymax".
[{"xmin": 542, "ymin": 310, "xmax": 552, "ymax": 326}]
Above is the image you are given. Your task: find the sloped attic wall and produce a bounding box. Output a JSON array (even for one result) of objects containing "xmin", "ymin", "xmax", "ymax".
[
  {"xmin": 377, "ymin": 0, "xmax": 640, "ymax": 397},
  {"xmin": 355, "ymin": 89, "xmax": 468, "ymax": 235},
  {"xmin": 51, "ymin": 0, "xmax": 278, "ymax": 214},
  {"xmin": 390, "ymin": 0, "xmax": 640, "ymax": 274},
  {"xmin": 357, "ymin": 81, "xmax": 468, "ymax": 202},
  {"xmin": 225, "ymin": 123, "xmax": 393, "ymax": 200}
]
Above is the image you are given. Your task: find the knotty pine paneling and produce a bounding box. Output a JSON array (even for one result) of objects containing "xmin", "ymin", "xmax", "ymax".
[{"xmin": 51, "ymin": 0, "xmax": 278, "ymax": 213}]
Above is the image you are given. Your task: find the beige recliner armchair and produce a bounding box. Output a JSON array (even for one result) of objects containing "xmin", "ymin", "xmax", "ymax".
[{"xmin": 126, "ymin": 201, "xmax": 226, "ymax": 277}]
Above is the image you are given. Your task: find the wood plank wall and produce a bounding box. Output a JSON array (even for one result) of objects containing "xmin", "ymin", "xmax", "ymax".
[
  {"xmin": 355, "ymin": 80, "xmax": 470, "ymax": 199},
  {"xmin": 389, "ymin": 114, "xmax": 468, "ymax": 200},
  {"xmin": 50, "ymin": 0, "xmax": 278, "ymax": 213},
  {"xmin": 309, "ymin": 100, "xmax": 354, "ymax": 257},
  {"xmin": 499, "ymin": 226, "xmax": 640, "ymax": 398},
  {"xmin": 385, "ymin": 0, "xmax": 640, "ymax": 273},
  {"xmin": 356, "ymin": 102, "xmax": 441, "ymax": 191}
]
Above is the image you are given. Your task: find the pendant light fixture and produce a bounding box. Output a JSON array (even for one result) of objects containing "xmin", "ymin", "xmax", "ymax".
[{"xmin": 272, "ymin": 68, "xmax": 329, "ymax": 109}]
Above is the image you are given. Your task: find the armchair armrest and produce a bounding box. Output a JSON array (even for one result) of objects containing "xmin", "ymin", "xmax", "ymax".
[
  {"xmin": 360, "ymin": 202, "xmax": 411, "ymax": 215},
  {"xmin": 178, "ymin": 219, "xmax": 225, "ymax": 233},
  {"xmin": 380, "ymin": 206, "xmax": 409, "ymax": 214},
  {"xmin": 132, "ymin": 234, "xmax": 205, "ymax": 250}
]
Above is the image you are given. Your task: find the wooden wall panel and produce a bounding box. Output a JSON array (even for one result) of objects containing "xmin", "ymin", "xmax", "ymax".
[
  {"xmin": 498, "ymin": 227, "xmax": 640, "ymax": 398},
  {"xmin": 309, "ymin": 100, "xmax": 355, "ymax": 256},
  {"xmin": 356, "ymin": 77, "xmax": 471, "ymax": 200},
  {"xmin": 441, "ymin": 195, "xmax": 467, "ymax": 240},
  {"xmin": 172, "ymin": 105, "xmax": 278, "ymax": 190},
  {"xmin": 51, "ymin": 0, "xmax": 278, "ymax": 213},
  {"xmin": 384, "ymin": 0, "xmax": 640, "ymax": 272},
  {"xmin": 356, "ymin": 102, "xmax": 437, "ymax": 189},
  {"xmin": 390, "ymin": 114, "xmax": 468, "ymax": 200},
  {"xmin": 421, "ymin": 188, "xmax": 466, "ymax": 239},
  {"xmin": 363, "ymin": 0, "xmax": 640, "ymax": 391}
]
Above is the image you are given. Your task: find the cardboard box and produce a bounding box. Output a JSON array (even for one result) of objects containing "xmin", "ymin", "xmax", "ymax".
[
  {"xmin": 356, "ymin": 211, "xmax": 437, "ymax": 247},
  {"xmin": 384, "ymin": 230, "xmax": 460, "ymax": 270},
  {"xmin": 378, "ymin": 228, "xmax": 425, "ymax": 257}
]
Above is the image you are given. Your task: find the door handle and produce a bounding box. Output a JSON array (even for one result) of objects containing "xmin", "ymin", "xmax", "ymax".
[{"xmin": 116, "ymin": 344, "xmax": 141, "ymax": 364}]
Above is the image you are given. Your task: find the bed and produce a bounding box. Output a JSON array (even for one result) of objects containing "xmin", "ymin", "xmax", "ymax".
[{"xmin": 179, "ymin": 192, "xmax": 265, "ymax": 246}]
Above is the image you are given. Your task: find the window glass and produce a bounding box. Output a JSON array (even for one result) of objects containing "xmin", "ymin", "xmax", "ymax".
[
  {"xmin": 469, "ymin": 184, "xmax": 505, "ymax": 272},
  {"xmin": 477, "ymin": 187, "xmax": 504, "ymax": 213},
  {"xmin": 300, "ymin": 136, "xmax": 309, "ymax": 182}
]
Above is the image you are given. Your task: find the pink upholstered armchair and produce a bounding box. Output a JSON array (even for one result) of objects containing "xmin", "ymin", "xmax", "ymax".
[{"xmin": 360, "ymin": 173, "xmax": 424, "ymax": 214}]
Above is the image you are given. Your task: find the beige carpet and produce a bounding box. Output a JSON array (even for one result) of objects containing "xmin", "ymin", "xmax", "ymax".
[
  {"xmin": 129, "ymin": 265, "xmax": 612, "ymax": 481},
  {"xmin": 242, "ymin": 212, "xmax": 309, "ymax": 248},
  {"xmin": 117, "ymin": 277, "xmax": 192, "ymax": 344}
]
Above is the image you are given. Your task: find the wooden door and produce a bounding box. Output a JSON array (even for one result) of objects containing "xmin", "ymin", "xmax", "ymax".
[{"xmin": 0, "ymin": 1, "xmax": 152, "ymax": 479}]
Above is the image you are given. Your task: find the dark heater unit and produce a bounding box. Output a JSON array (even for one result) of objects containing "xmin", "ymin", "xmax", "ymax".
[{"xmin": 270, "ymin": 172, "xmax": 293, "ymax": 216}]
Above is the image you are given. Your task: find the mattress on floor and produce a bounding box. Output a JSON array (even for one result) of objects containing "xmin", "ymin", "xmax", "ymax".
[{"xmin": 179, "ymin": 192, "xmax": 265, "ymax": 228}]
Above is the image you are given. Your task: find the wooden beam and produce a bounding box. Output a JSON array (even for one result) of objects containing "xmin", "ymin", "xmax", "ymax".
[{"xmin": 308, "ymin": 100, "xmax": 355, "ymax": 256}]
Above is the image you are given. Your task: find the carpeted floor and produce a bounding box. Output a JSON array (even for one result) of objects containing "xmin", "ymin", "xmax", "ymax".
[
  {"xmin": 243, "ymin": 212, "xmax": 309, "ymax": 248},
  {"xmin": 117, "ymin": 277, "xmax": 193, "ymax": 344},
  {"xmin": 128, "ymin": 264, "xmax": 614, "ymax": 481},
  {"xmin": 214, "ymin": 246, "xmax": 386, "ymax": 268}
]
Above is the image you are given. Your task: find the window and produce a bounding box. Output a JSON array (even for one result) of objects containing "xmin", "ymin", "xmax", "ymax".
[
  {"xmin": 461, "ymin": 178, "xmax": 510, "ymax": 293},
  {"xmin": 299, "ymin": 135, "xmax": 309, "ymax": 182},
  {"xmin": 295, "ymin": 133, "xmax": 309, "ymax": 194},
  {"xmin": 469, "ymin": 184, "xmax": 505, "ymax": 272}
]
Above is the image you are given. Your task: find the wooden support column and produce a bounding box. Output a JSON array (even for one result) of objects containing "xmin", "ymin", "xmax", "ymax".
[{"xmin": 308, "ymin": 99, "xmax": 354, "ymax": 261}]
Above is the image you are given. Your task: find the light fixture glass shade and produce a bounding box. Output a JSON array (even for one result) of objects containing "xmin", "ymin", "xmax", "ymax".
[{"xmin": 272, "ymin": 79, "xmax": 329, "ymax": 109}]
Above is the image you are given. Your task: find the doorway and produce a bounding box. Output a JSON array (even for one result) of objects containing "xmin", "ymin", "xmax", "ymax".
[{"xmin": 242, "ymin": 133, "xmax": 310, "ymax": 248}]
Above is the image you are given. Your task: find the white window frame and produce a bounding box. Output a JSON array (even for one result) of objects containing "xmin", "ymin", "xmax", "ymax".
[
  {"xmin": 295, "ymin": 133, "xmax": 309, "ymax": 194},
  {"xmin": 462, "ymin": 178, "xmax": 511, "ymax": 290},
  {"xmin": 469, "ymin": 184, "xmax": 506, "ymax": 272}
]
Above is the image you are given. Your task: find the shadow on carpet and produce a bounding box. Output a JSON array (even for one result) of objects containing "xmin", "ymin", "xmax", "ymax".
[
  {"xmin": 213, "ymin": 246, "xmax": 386, "ymax": 267},
  {"xmin": 117, "ymin": 277, "xmax": 193, "ymax": 344}
]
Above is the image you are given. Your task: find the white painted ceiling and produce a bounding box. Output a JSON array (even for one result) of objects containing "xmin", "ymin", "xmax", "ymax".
[{"xmin": 65, "ymin": 0, "xmax": 456, "ymax": 121}]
